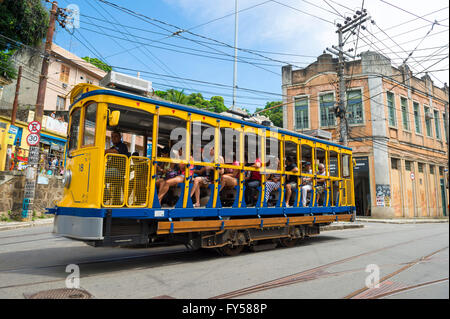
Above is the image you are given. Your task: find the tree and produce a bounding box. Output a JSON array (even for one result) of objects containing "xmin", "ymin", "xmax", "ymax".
[
  {"xmin": 255, "ymin": 101, "xmax": 283, "ymax": 127},
  {"xmin": 155, "ymin": 89, "xmax": 228, "ymax": 114},
  {"xmin": 0, "ymin": 0, "xmax": 49, "ymax": 80},
  {"xmin": 81, "ymin": 56, "xmax": 112, "ymax": 73}
]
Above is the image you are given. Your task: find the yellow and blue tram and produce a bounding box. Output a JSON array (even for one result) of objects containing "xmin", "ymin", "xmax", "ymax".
[{"xmin": 47, "ymin": 81, "xmax": 355, "ymax": 255}]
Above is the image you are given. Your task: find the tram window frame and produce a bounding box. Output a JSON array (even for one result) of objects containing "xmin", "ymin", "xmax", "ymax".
[
  {"xmin": 157, "ymin": 115, "xmax": 189, "ymax": 162},
  {"xmin": 81, "ymin": 102, "xmax": 97, "ymax": 147},
  {"xmin": 68, "ymin": 107, "xmax": 81, "ymax": 153},
  {"xmin": 329, "ymin": 151, "xmax": 339, "ymax": 178},
  {"xmin": 244, "ymin": 132, "xmax": 261, "ymax": 165},
  {"xmin": 315, "ymin": 148, "xmax": 327, "ymax": 176},
  {"xmin": 342, "ymin": 154, "xmax": 351, "ymax": 178},
  {"xmin": 220, "ymin": 126, "xmax": 241, "ymax": 166},
  {"xmin": 301, "ymin": 144, "xmax": 313, "ymax": 174},
  {"xmin": 265, "ymin": 136, "xmax": 280, "ymax": 172},
  {"xmin": 191, "ymin": 121, "xmax": 216, "ymax": 164},
  {"xmin": 284, "ymin": 140, "xmax": 298, "ymax": 174}
]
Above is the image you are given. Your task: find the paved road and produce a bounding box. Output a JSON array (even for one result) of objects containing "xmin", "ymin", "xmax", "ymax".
[{"xmin": 0, "ymin": 222, "xmax": 447, "ymax": 299}]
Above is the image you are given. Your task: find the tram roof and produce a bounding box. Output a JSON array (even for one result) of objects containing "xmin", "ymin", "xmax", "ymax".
[{"xmin": 72, "ymin": 85, "xmax": 352, "ymax": 151}]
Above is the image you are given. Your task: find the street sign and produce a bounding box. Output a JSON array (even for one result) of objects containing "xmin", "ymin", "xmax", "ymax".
[
  {"xmin": 28, "ymin": 121, "xmax": 41, "ymax": 133},
  {"xmin": 28, "ymin": 145, "xmax": 40, "ymax": 165},
  {"xmin": 410, "ymin": 172, "xmax": 415, "ymax": 180},
  {"xmin": 26, "ymin": 133, "xmax": 40, "ymax": 146}
]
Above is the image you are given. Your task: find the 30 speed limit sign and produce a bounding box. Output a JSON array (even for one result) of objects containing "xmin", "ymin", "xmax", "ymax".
[{"xmin": 26, "ymin": 133, "xmax": 40, "ymax": 146}]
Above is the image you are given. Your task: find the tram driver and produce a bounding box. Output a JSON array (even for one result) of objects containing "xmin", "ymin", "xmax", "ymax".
[{"xmin": 105, "ymin": 131, "xmax": 129, "ymax": 155}]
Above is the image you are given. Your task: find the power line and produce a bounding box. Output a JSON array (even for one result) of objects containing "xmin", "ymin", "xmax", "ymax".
[{"xmin": 379, "ymin": 0, "xmax": 449, "ymax": 28}]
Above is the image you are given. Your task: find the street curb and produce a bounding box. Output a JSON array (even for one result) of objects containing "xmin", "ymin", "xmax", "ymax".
[
  {"xmin": 0, "ymin": 218, "xmax": 54, "ymax": 232},
  {"xmin": 321, "ymin": 223, "xmax": 365, "ymax": 231},
  {"xmin": 356, "ymin": 218, "xmax": 449, "ymax": 224}
]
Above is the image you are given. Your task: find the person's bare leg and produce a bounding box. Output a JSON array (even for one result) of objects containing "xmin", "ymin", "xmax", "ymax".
[
  {"xmin": 158, "ymin": 176, "xmax": 183, "ymax": 202},
  {"xmin": 285, "ymin": 184, "xmax": 291, "ymax": 206}
]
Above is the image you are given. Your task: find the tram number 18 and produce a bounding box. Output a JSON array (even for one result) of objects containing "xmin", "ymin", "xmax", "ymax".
[{"xmin": 226, "ymin": 303, "xmax": 268, "ymax": 314}]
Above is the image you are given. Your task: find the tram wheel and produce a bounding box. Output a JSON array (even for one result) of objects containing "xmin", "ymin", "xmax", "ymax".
[
  {"xmin": 217, "ymin": 245, "xmax": 244, "ymax": 256},
  {"xmin": 279, "ymin": 237, "xmax": 298, "ymax": 248}
]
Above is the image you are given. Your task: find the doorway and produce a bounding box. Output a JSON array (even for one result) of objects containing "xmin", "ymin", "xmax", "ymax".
[{"xmin": 353, "ymin": 157, "xmax": 371, "ymax": 216}]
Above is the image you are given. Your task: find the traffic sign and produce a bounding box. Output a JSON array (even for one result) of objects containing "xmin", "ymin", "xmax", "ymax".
[
  {"xmin": 410, "ymin": 172, "xmax": 415, "ymax": 180},
  {"xmin": 26, "ymin": 133, "xmax": 40, "ymax": 146},
  {"xmin": 28, "ymin": 121, "xmax": 41, "ymax": 133}
]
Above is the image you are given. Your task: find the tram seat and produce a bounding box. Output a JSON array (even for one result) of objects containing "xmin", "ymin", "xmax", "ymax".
[
  {"xmin": 220, "ymin": 188, "xmax": 236, "ymax": 207},
  {"xmin": 267, "ymin": 189, "xmax": 279, "ymax": 207}
]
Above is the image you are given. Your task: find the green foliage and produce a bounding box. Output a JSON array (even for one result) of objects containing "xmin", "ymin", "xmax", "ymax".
[
  {"xmin": 0, "ymin": 51, "xmax": 17, "ymax": 80},
  {"xmin": 81, "ymin": 56, "xmax": 112, "ymax": 73},
  {"xmin": 255, "ymin": 101, "xmax": 283, "ymax": 127},
  {"xmin": 156, "ymin": 89, "xmax": 229, "ymax": 114},
  {"xmin": 0, "ymin": 0, "xmax": 49, "ymax": 80},
  {"xmin": 0, "ymin": 0, "xmax": 49, "ymax": 51}
]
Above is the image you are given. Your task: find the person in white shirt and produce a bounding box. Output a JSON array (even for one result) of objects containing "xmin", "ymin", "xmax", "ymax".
[{"xmin": 301, "ymin": 162, "xmax": 313, "ymax": 207}]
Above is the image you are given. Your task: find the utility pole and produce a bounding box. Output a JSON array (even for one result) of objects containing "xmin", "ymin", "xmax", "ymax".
[
  {"xmin": 11, "ymin": 66, "xmax": 22, "ymax": 125},
  {"xmin": 327, "ymin": 10, "xmax": 371, "ymax": 147},
  {"xmin": 22, "ymin": 1, "xmax": 68, "ymax": 221},
  {"xmin": 232, "ymin": 0, "xmax": 238, "ymax": 111}
]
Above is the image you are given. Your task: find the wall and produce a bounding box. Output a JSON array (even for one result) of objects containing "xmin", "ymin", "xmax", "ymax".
[{"xmin": 0, "ymin": 171, "xmax": 63, "ymax": 218}]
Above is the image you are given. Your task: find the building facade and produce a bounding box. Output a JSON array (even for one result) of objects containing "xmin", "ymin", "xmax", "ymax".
[
  {"xmin": 0, "ymin": 43, "xmax": 106, "ymax": 171},
  {"xmin": 282, "ymin": 51, "xmax": 449, "ymax": 218}
]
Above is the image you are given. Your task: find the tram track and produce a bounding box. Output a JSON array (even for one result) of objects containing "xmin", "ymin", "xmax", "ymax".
[
  {"xmin": 0, "ymin": 246, "xmax": 192, "ymax": 290},
  {"xmin": 209, "ymin": 232, "xmax": 448, "ymax": 299},
  {"xmin": 344, "ymin": 246, "xmax": 449, "ymax": 299}
]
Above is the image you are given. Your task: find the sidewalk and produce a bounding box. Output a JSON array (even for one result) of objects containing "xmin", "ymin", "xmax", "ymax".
[
  {"xmin": 0, "ymin": 217, "xmax": 54, "ymax": 231},
  {"xmin": 356, "ymin": 217, "xmax": 449, "ymax": 224}
]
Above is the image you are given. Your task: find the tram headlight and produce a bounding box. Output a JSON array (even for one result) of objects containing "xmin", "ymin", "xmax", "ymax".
[{"xmin": 63, "ymin": 169, "xmax": 72, "ymax": 188}]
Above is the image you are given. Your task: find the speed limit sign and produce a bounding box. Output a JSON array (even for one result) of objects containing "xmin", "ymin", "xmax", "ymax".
[{"xmin": 26, "ymin": 133, "xmax": 40, "ymax": 146}]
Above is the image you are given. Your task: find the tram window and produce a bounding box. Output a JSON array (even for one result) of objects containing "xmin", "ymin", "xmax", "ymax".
[
  {"xmin": 191, "ymin": 121, "xmax": 215, "ymax": 162},
  {"xmin": 158, "ymin": 115, "xmax": 187, "ymax": 160},
  {"xmin": 245, "ymin": 133, "xmax": 261, "ymax": 164},
  {"xmin": 301, "ymin": 145, "xmax": 312, "ymax": 173},
  {"xmin": 342, "ymin": 154, "xmax": 351, "ymax": 178},
  {"xmin": 284, "ymin": 140, "xmax": 298, "ymax": 169},
  {"xmin": 105, "ymin": 105, "xmax": 154, "ymax": 156},
  {"xmin": 315, "ymin": 148, "xmax": 326, "ymax": 173},
  {"xmin": 265, "ymin": 137, "xmax": 279, "ymax": 170},
  {"xmin": 329, "ymin": 151, "xmax": 339, "ymax": 177},
  {"xmin": 220, "ymin": 127, "xmax": 240, "ymax": 164},
  {"xmin": 68, "ymin": 107, "xmax": 81, "ymax": 152},
  {"xmin": 82, "ymin": 103, "xmax": 97, "ymax": 146}
]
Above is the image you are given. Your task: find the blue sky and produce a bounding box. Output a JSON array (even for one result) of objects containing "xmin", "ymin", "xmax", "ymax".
[{"xmin": 51, "ymin": 0, "xmax": 449, "ymax": 113}]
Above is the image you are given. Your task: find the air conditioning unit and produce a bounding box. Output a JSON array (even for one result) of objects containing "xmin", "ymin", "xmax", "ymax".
[{"xmin": 100, "ymin": 71, "xmax": 152, "ymax": 95}]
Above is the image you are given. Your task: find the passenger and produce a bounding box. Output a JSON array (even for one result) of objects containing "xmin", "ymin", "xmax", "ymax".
[
  {"xmin": 155, "ymin": 147, "xmax": 171, "ymax": 189},
  {"xmin": 190, "ymin": 146, "xmax": 224, "ymax": 207},
  {"xmin": 220, "ymin": 160, "xmax": 240, "ymax": 192},
  {"xmin": 105, "ymin": 131, "xmax": 129, "ymax": 155},
  {"xmin": 158, "ymin": 148, "xmax": 192, "ymax": 204},
  {"xmin": 315, "ymin": 163, "xmax": 327, "ymax": 205},
  {"xmin": 244, "ymin": 157, "xmax": 262, "ymax": 206},
  {"xmin": 284, "ymin": 156, "xmax": 299, "ymax": 207},
  {"xmin": 264, "ymin": 158, "xmax": 281, "ymax": 204},
  {"xmin": 301, "ymin": 162, "xmax": 313, "ymax": 207}
]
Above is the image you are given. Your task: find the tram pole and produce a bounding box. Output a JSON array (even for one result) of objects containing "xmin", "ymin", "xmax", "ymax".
[{"xmin": 232, "ymin": 0, "xmax": 238, "ymax": 111}]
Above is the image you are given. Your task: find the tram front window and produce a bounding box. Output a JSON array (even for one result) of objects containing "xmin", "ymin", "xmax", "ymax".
[{"xmin": 68, "ymin": 107, "xmax": 81, "ymax": 153}]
